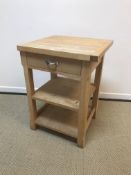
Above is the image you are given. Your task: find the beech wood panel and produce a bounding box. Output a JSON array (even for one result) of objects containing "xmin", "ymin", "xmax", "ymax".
[
  {"xmin": 17, "ymin": 35, "xmax": 113, "ymax": 61},
  {"xmin": 35, "ymin": 104, "xmax": 92, "ymax": 139},
  {"xmin": 32, "ymin": 77, "xmax": 95, "ymax": 111},
  {"xmin": 35, "ymin": 104, "xmax": 78, "ymax": 138},
  {"xmin": 26, "ymin": 53, "xmax": 82, "ymax": 76}
]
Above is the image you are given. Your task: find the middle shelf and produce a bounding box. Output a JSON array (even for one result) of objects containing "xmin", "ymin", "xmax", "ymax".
[{"xmin": 32, "ymin": 77, "xmax": 95, "ymax": 111}]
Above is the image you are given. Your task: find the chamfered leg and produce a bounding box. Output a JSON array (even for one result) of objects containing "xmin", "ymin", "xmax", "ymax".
[
  {"xmin": 92, "ymin": 56, "xmax": 104, "ymax": 119},
  {"xmin": 77, "ymin": 61, "xmax": 91, "ymax": 148},
  {"xmin": 21, "ymin": 52, "xmax": 37, "ymax": 130}
]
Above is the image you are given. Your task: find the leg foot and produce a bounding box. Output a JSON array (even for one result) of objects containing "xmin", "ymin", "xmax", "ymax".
[
  {"xmin": 77, "ymin": 135, "xmax": 86, "ymax": 148},
  {"xmin": 30, "ymin": 122, "xmax": 37, "ymax": 130}
]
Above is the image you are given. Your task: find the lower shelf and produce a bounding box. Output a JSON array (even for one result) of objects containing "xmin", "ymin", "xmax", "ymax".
[
  {"xmin": 35, "ymin": 104, "xmax": 78, "ymax": 138},
  {"xmin": 35, "ymin": 104, "xmax": 95, "ymax": 139}
]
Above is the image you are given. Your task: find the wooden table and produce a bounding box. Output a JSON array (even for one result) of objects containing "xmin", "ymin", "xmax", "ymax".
[{"xmin": 17, "ymin": 35, "xmax": 113, "ymax": 147}]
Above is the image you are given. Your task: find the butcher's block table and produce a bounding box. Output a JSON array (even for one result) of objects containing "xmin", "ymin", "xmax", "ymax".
[{"xmin": 17, "ymin": 35, "xmax": 113, "ymax": 148}]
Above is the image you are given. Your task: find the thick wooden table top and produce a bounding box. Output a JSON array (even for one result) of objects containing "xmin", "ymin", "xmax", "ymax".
[{"xmin": 17, "ymin": 35, "xmax": 113, "ymax": 61}]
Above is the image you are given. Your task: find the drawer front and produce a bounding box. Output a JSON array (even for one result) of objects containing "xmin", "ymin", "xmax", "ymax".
[
  {"xmin": 27, "ymin": 53, "xmax": 49, "ymax": 70},
  {"xmin": 57, "ymin": 58, "xmax": 82, "ymax": 75},
  {"xmin": 26, "ymin": 53, "xmax": 82, "ymax": 75}
]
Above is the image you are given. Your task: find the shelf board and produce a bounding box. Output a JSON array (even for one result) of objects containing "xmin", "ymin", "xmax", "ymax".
[
  {"xmin": 35, "ymin": 104, "xmax": 94, "ymax": 139},
  {"xmin": 32, "ymin": 77, "xmax": 95, "ymax": 111},
  {"xmin": 35, "ymin": 104, "xmax": 78, "ymax": 138}
]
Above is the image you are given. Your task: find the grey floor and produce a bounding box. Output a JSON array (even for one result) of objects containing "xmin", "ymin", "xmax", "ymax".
[{"xmin": 0, "ymin": 94, "xmax": 131, "ymax": 175}]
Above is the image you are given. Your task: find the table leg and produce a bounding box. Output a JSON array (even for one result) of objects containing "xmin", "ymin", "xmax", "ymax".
[
  {"xmin": 21, "ymin": 53, "xmax": 37, "ymax": 130},
  {"xmin": 92, "ymin": 56, "xmax": 104, "ymax": 119},
  {"xmin": 50, "ymin": 73, "xmax": 57, "ymax": 79},
  {"xmin": 77, "ymin": 61, "xmax": 91, "ymax": 148}
]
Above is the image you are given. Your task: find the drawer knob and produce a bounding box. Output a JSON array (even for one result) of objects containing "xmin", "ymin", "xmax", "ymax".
[{"xmin": 45, "ymin": 59, "xmax": 58, "ymax": 71}]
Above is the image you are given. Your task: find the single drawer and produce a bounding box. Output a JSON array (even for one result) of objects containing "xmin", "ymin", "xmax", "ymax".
[{"xmin": 26, "ymin": 53, "xmax": 82, "ymax": 75}]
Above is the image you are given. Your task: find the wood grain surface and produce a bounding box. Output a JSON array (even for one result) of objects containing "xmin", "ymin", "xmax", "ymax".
[{"xmin": 17, "ymin": 35, "xmax": 113, "ymax": 61}]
